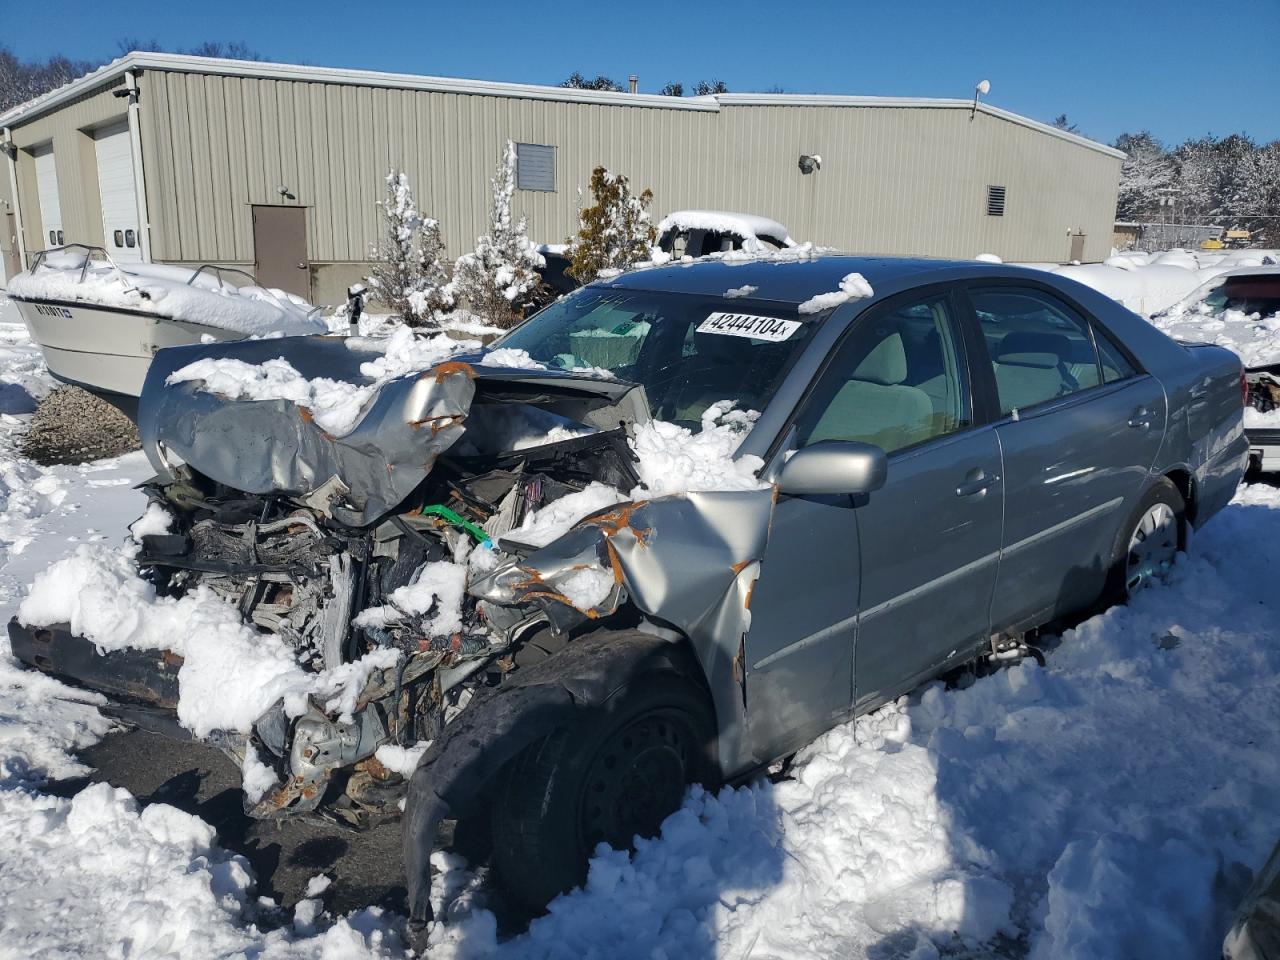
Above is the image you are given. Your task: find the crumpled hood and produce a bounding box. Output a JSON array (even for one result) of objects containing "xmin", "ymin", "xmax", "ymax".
[{"xmin": 139, "ymin": 335, "xmax": 647, "ymax": 526}]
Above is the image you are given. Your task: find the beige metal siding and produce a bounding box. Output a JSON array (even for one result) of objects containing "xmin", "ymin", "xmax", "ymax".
[{"xmin": 138, "ymin": 70, "xmax": 1119, "ymax": 272}]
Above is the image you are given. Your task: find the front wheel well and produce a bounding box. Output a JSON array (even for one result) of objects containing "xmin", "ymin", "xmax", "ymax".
[{"xmin": 1162, "ymin": 468, "xmax": 1196, "ymax": 527}]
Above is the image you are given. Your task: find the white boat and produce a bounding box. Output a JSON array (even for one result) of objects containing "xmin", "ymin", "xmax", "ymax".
[{"xmin": 6, "ymin": 245, "xmax": 328, "ymax": 417}]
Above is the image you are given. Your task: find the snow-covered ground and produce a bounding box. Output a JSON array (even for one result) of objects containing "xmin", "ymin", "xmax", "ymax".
[{"xmin": 0, "ymin": 319, "xmax": 1277, "ymax": 958}]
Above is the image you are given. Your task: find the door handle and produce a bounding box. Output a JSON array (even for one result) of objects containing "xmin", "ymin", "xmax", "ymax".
[
  {"xmin": 956, "ymin": 469, "xmax": 999, "ymax": 497},
  {"xmin": 296, "ymin": 261, "xmax": 307, "ymax": 269},
  {"xmin": 1127, "ymin": 407, "xmax": 1155, "ymax": 429}
]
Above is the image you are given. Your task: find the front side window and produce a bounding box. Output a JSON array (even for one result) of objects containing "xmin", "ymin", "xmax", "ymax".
[
  {"xmin": 971, "ymin": 287, "xmax": 1101, "ymax": 414},
  {"xmin": 795, "ymin": 294, "xmax": 970, "ymax": 454},
  {"xmin": 497, "ymin": 289, "xmax": 817, "ymax": 431}
]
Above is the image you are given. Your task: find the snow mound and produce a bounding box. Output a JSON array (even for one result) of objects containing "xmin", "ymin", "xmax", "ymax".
[
  {"xmin": 17, "ymin": 544, "xmax": 401, "ymax": 735},
  {"xmin": 797, "ymin": 272, "xmax": 875, "ymax": 315},
  {"xmin": 167, "ymin": 325, "xmax": 477, "ymax": 436},
  {"xmin": 629, "ymin": 403, "xmax": 767, "ymax": 496},
  {"xmin": 7, "ymin": 254, "xmax": 325, "ymax": 336},
  {"xmin": 1152, "ymin": 305, "xmax": 1280, "ymax": 368},
  {"xmin": 0, "ymin": 782, "xmax": 400, "ymax": 959}
]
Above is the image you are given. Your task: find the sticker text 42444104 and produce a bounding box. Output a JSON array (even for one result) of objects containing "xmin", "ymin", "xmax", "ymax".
[{"xmin": 697, "ymin": 312, "xmax": 801, "ymax": 342}]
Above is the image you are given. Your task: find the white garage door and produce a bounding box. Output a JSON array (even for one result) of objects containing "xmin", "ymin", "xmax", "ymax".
[
  {"xmin": 33, "ymin": 144, "xmax": 63, "ymax": 249},
  {"xmin": 94, "ymin": 120, "xmax": 142, "ymax": 263}
]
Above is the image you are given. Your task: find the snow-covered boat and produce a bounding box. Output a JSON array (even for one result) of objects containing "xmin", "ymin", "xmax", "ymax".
[{"xmin": 5, "ymin": 245, "xmax": 328, "ymax": 417}]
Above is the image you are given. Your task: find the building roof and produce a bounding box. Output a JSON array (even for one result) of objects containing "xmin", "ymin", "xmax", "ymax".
[{"xmin": 0, "ymin": 52, "xmax": 1125, "ymax": 160}]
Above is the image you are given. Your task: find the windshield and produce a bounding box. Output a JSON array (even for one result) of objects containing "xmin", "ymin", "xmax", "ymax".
[{"xmin": 496, "ymin": 288, "xmax": 815, "ymax": 430}]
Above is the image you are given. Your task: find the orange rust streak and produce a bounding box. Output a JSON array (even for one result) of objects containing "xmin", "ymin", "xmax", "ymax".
[
  {"xmin": 731, "ymin": 559, "xmax": 752, "ymax": 575},
  {"xmin": 429, "ymin": 360, "xmax": 477, "ymax": 383}
]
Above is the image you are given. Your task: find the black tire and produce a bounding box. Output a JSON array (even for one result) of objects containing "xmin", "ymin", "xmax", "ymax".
[
  {"xmin": 490, "ymin": 671, "xmax": 717, "ymax": 911},
  {"xmin": 1104, "ymin": 476, "xmax": 1186, "ymax": 603}
]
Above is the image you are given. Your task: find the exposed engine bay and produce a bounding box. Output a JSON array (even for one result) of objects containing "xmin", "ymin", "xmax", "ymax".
[{"xmin": 134, "ymin": 388, "xmax": 643, "ymax": 825}]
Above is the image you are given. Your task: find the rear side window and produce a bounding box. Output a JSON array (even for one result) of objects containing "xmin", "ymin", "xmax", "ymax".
[
  {"xmin": 970, "ymin": 287, "xmax": 1101, "ymax": 414},
  {"xmin": 1094, "ymin": 326, "xmax": 1137, "ymax": 383}
]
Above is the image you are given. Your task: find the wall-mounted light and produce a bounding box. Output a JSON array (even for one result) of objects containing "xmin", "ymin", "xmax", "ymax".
[
  {"xmin": 0, "ymin": 140, "xmax": 16, "ymax": 161},
  {"xmin": 970, "ymin": 79, "xmax": 990, "ymax": 120},
  {"xmin": 798, "ymin": 154, "xmax": 822, "ymax": 174},
  {"xmin": 277, "ymin": 184, "xmax": 296, "ymax": 201}
]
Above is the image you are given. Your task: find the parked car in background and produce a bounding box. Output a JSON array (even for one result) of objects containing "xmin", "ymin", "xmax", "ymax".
[
  {"xmin": 11, "ymin": 256, "xmax": 1248, "ymax": 930},
  {"xmin": 536, "ymin": 209, "xmax": 797, "ymax": 298},
  {"xmin": 1151, "ymin": 267, "xmax": 1280, "ymax": 472}
]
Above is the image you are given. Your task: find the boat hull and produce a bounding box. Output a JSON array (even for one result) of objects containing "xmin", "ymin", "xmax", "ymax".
[{"xmin": 12, "ymin": 296, "xmax": 246, "ymax": 409}]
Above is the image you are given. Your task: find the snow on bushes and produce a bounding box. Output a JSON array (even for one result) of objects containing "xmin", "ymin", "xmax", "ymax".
[
  {"xmin": 447, "ymin": 141, "xmax": 546, "ymax": 329},
  {"xmin": 566, "ymin": 167, "xmax": 657, "ymax": 283},
  {"xmin": 366, "ymin": 168, "xmax": 456, "ymax": 327}
]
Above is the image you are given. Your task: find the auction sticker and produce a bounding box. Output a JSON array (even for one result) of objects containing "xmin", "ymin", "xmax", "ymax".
[{"xmin": 697, "ymin": 312, "xmax": 800, "ymax": 342}]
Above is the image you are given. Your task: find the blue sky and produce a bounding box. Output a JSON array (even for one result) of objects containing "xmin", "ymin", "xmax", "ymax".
[{"xmin": 8, "ymin": 0, "xmax": 1279, "ymax": 147}]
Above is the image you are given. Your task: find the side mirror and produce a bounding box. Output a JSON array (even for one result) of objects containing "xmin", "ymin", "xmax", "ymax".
[{"xmin": 776, "ymin": 440, "xmax": 888, "ymax": 497}]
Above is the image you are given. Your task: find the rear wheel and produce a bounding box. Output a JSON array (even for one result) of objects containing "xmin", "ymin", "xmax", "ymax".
[
  {"xmin": 1107, "ymin": 477, "xmax": 1185, "ymax": 601},
  {"xmin": 490, "ymin": 672, "xmax": 717, "ymax": 911}
]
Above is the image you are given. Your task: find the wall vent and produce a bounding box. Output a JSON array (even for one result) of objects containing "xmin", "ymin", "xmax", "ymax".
[
  {"xmin": 986, "ymin": 185, "xmax": 1007, "ymax": 217},
  {"xmin": 516, "ymin": 143, "xmax": 556, "ymax": 192}
]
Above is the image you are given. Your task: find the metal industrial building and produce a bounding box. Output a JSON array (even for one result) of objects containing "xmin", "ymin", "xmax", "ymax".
[{"xmin": 0, "ymin": 52, "xmax": 1123, "ymax": 306}]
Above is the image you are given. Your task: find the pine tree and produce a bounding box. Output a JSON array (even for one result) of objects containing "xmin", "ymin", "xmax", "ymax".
[
  {"xmin": 566, "ymin": 167, "xmax": 656, "ymax": 283},
  {"xmin": 367, "ymin": 169, "xmax": 454, "ymax": 327},
  {"xmin": 447, "ymin": 141, "xmax": 545, "ymax": 329}
]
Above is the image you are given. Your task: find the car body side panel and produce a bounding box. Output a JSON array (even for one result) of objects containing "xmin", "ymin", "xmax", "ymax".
[
  {"xmin": 742, "ymin": 494, "xmax": 860, "ymax": 765},
  {"xmin": 989, "ymin": 376, "xmax": 1168, "ymax": 630}
]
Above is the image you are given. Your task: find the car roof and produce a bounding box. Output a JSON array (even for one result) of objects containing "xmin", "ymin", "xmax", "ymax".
[{"xmin": 592, "ymin": 254, "xmax": 992, "ymax": 304}]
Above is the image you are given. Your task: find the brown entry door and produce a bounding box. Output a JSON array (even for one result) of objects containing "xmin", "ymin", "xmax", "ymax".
[
  {"xmin": 1069, "ymin": 232, "xmax": 1086, "ymax": 262},
  {"xmin": 252, "ymin": 205, "xmax": 310, "ymax": 300}
]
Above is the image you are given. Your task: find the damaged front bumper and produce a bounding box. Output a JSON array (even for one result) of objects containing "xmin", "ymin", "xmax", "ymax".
[{"xmin": 7, "ymin": 619, "xmax": 188, "ymax": 738}]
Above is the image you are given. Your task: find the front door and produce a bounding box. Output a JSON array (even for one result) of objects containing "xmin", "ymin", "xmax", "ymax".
[
  {"xmin": 745, "ymin": 289, "xmax": 1003, "ymax": 762},
  {"xmin": 252, "ymin": 205, "xmax": 310, "ymax": 300},
  {"xmin": 965, "ymin": 284, "xmax": 1167, "ymax": 631}
]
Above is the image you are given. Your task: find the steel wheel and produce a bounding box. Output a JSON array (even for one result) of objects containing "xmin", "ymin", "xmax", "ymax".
[
  {"xmin": 1125, "ymin": 501, "xmax": 1179, "ymax": 595},
  {"xmin": 578, "ymin": 709, "xmax": 698, "ymax": 851}
]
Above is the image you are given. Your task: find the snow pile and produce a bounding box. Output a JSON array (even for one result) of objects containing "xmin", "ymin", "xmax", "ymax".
[
  {"xmin": 16, "ymin": 544, "xmax": 401, "ymax": 735},
  {"xmin": 797, "ymin": 271, "xmax": 875, "ymax": 315},
  {"xmin": 629, "ymin": 403, "xmax": 767, "ymax": 496},
  {"xmin": 354, "ymin": 560, "xmax": 467, "ymax": 637},
  {"xmin": 479, "ymin": 347, "xmax": 547, "ymax": 370},
  {"xmin": 724, "ymin": 284, "xmax": 758, "ymax": 298},
  {"xmin": 375, "ymin": 741, "xmax": 431, "ymax": 778},
  {"xmin": 505, "ymin": 482, "xmax": 625, "ymax": 548},
  {"xmin": 1152, "ymin": 304, "xmax": 1280, "ymax": 368},
  {"xmin": 7, "ymin": 254, "xmax": 325, "ymax": 336},
  {"xmin": 0, "ymin": 782, "xmax": 400, "ymax": 958},
  {"xmin": 167, "ymin": 326, "xmax": 477, "ymax": 436},
  {"xmin": 556, "ymin": 566, "xmax": 616, "ymax": 610}
]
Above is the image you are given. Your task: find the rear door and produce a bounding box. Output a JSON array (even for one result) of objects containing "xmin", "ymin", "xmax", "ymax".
[{"xmin": 963, "ymin": 283, "xmax": 1167, "ymax": 631}]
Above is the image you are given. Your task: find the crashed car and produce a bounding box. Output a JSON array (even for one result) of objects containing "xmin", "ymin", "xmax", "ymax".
[
  {"xmin": 10, "ymin": 256, "xmax": 1248, "ymax": 930},
  {"xmin": 1152, "ymin": 266, "xmax": 1280, "ymax": 471}
]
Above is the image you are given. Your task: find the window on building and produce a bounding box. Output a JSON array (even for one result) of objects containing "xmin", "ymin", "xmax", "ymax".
[
  {"xmin": 986, "ymin": 185, "xmax": 1006, "ymax": 217},
  {"xmin": 516, "ymin": 143, "xmax": 556, "ymax": 192}
]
